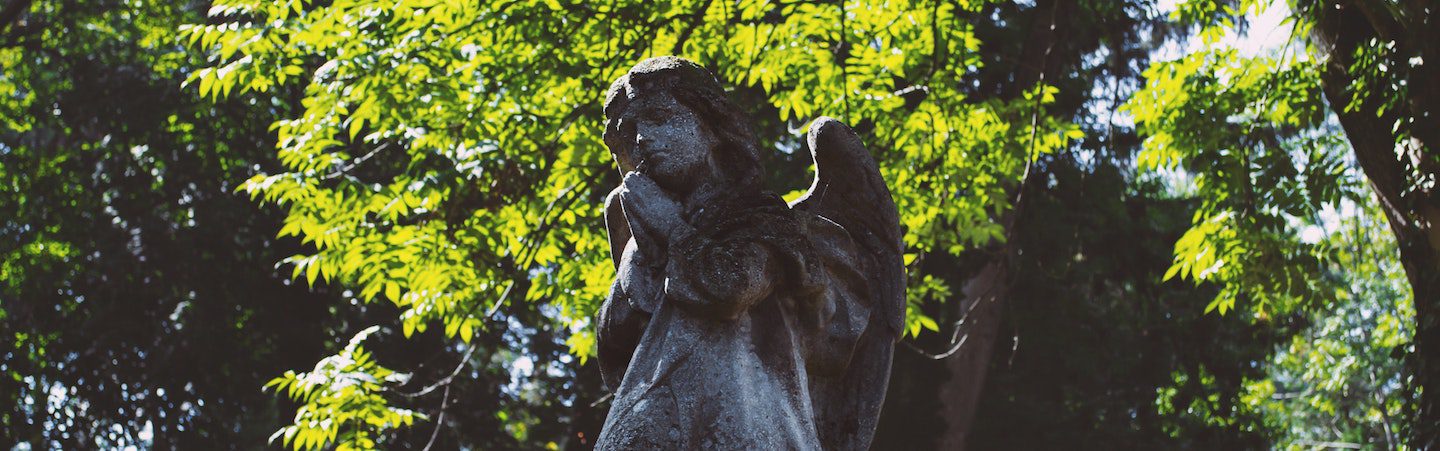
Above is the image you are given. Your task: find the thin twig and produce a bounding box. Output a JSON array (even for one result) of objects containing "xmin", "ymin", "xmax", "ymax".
[
  {"xmin": 421, "ymin": 384, "xmax": 451, "ymax": 451},
  {"xmin": 484, "ymin": 279, "xmax": 517, "ymax": 319},
  {"xmin": 589, "ymin": 392, "xmax": 614, "ymax": 408},
  {"xmin": 395, "ymin": 345, "xmax": 476, "ymax": 398},
  {"xmin": 903, "ymin": 330, "xmax": 970, "ymax": 360},
  {"xmin": 904, "ymin": 269, "xmax": 1004, "ymax": 360},
  {"xmin": 1011, "ymin": 1, "xmax": 1060, "ymax": 215},
  {"xmin": 320, "ymin": 143, "xmax": 391, "ymax": 180},
  {"xmin": 1292, "ymin": 440, "xmax": 1362, "ymax": 449}
]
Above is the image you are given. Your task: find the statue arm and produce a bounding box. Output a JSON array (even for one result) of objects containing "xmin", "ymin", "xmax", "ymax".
[
  {"xmin": 597, "ymin": 272, "xmax": 648, "ymax": 391},
  {"xmin": 663, "ymin": 231, "xmax": 781, "ymax": 320},
  {"xmin": 597, "ymin": 188, "xmax": 652, "ymax": 391}
]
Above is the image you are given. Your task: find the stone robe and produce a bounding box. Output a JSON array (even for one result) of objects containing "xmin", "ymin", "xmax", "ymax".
[{"xmin": 595, "ymin": 192, "xmax": 871, "ymax": 450}]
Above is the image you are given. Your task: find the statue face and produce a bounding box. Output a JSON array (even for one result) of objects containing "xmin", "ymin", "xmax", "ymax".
[{"xmin": 609, "ymin": 93, "xmax": 719, "ymax": 194}]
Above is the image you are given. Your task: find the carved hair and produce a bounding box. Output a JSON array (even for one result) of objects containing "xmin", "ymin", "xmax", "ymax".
[{"xmin": 603, "ymin": 56, "xmax": 762, "ymax": 191}]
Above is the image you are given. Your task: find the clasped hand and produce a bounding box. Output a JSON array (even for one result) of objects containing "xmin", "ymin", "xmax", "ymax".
[{"xmin": 617, "ymin": 172, "xmax": 690, "ymax": 258}]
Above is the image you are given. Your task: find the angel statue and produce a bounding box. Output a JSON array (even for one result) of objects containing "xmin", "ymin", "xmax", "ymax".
[{"xmin": 593, "ymin": 56, "xmax": 905, "ymax": 450}]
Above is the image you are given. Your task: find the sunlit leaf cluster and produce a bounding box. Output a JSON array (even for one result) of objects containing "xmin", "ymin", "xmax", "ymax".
[
  {"xmin": 265, "ymin": 326, "xmax": 423, "ymax": 451},
  {"xmin": 1, "ymin": 0, "xmax": 361, "ymax": 446},
  {"xmin": 1130, "ymin": 0, "xmax": 1425, "ymax": 445},
  {"xmin": 1126, "ymin": 42, "xmax": 1363, "ymax": 316}
]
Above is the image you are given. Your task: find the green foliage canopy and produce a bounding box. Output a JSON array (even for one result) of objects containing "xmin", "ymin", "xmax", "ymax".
[
  {"xmin": 1126, "ymin": 0, "xmax": 1425, "ymax": 445},
  {"xmin": 5, "ymin": 0, "xmax": 1422, "ymax": 448},
  {"xmin": 185, "ymin": 1, "xmax": 1078, "ymax": 446},
  {"xmin": 1124, "ymin": 24, "xmax": 1360, "ymax": 317},
  {"xmin": 0, "ymin": 0, "xmax": 359, "ymax": 446}
]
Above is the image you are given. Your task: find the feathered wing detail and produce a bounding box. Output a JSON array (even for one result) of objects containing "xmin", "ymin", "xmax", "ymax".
[
  {"xmin": 790, "ymin": 117, "xmax": 905, "ymax": 335},
  {"xmin": 791, "ymin": 117, "xmax": 906, "ymax": 451}
]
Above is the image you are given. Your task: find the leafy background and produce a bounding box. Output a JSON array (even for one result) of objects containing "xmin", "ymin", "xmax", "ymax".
[{"xmin": 1, "ymin": 0, "xmax": 1430, "ymax": 449}]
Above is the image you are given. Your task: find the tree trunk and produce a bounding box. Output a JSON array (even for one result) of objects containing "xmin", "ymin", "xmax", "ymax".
[
  {"xmin": 936, "ymin": 263, "xmax": 1007, "ymax": 450},
  {"xmin": 1324, "ymin": 55, "xmax": 1440, "ymax": 451},
  {"xmin": 931, "ymin": 0, "xmax": 1070, "ymax": 445},
  {"xmin": 1409, "ymin": 264, "xmax": 1440, "ymax": 447},
  {"xmin": 1314, "ymin": 1, "xmax": 1440, "ymax": 445}
]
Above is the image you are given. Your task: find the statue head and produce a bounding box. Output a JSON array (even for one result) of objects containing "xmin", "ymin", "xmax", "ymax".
[{"xmin": 604, "ymin": 56, "xmax": 761, "ymax": 195}]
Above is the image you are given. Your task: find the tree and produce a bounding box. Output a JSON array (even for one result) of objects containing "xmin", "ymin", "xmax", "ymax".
[
  {"xmin": 5, "ymin": 0, "xmax": 1423, "ymax": 448},
  {"xmin": 877, "ymin": 0, "xmax": 1418, "ymax": 447},
  {"xmin": 2, "ymin": 1, "xmax": 604, "ymax": 448},
  {"xmin": 913, "ymin": 1, "xmax": 1179, "ymax": 444},
  {"xmin": 0, "ymin": 0, "xmax": 353, "ymax": 447},
  {"xmin": 1307, "ymin": 1, "xmax": 1439, "ymax": 444},
  {"xmin": 871, "ymin": 2, "xmax": 1321, "ymax": 447},
  {"xmin": 184, "ymin": 0, "xmax": 1080, "ymax": 447},
  {"xmin": 1126, "ymin": 0, "xmax": 1433, "ymax": 445},
  {"xmin": 1243, "ymin": 206, "xmax": 1414, "ymax": 448}
]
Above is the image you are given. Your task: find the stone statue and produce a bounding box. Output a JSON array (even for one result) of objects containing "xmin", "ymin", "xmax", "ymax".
[{"xmin": 594, "ymin": 56, "xmax": 905, "ymax": 450}]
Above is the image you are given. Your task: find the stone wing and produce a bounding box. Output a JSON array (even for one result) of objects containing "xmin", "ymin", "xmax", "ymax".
[
  {"xmin": 789, "ymin": 117, "xmax": 905, "ymax": 336},
  {"xmin": 790, "ymin": 117, "xmax": 906, "ymax": 451}
]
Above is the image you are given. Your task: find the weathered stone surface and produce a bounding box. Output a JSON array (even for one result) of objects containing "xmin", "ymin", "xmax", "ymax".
[{"xmin": 594, "ymin": 56, "xmax": 905, "ymax": 451}]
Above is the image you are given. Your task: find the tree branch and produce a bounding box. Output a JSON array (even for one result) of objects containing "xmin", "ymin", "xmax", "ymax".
[
  {"xmin": 421, "ymin": 384, "xmax": 451, "ymax": 451},
  {"xmin": 395, "ymin": 344, "xmax": 476, "ymax": 399}
]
